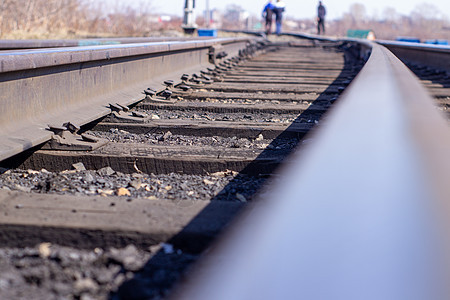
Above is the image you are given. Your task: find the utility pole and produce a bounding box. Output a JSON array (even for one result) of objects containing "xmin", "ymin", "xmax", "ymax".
[
  {"xmin": 182, "ymin": 0, "xmax": 197, "ymax": 34},
  {"xmin": 205, "ymin": 0, "xmax": 210, "ymax": 28}
]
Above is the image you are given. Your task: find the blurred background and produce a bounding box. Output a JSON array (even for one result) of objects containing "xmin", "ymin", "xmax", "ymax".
[{"xmin": 0, "ymin": 0, "xmax": 448, "ymax": 40}]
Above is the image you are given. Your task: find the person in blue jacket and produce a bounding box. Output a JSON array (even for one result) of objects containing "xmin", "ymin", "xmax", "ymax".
[{"xmin": 262, "ymin": 0, "xmax": 275, "ymax": 35}]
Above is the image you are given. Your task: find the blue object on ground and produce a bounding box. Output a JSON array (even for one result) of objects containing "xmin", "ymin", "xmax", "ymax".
[
  {"xmin": 396, "ymin": 37, "xmax": 421, "ymax": 43},
  {"xmin": 198, "ymin": 29, "xmax": 217, "ymax": 37},
  {"xmin": 424, "ymin": 39, "xmax": 448, "ymax": 45}
]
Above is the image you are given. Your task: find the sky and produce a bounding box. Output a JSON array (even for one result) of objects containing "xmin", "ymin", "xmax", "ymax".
[{"xmin": 107, "ymin": 0, "xmax": 450, "ymax": 20}]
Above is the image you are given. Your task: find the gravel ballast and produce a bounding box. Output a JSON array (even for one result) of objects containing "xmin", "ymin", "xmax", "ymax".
[
  {"xmin": 0, "ymin": 243, "xmax": 195, "ymax": 300},
  {"xmin": 90, "ymin": 130, "xmax": 300, "ymax": 151},
  {"xmin": 0, "ymin": 168, "xmax": 266, "ymax": 203}
]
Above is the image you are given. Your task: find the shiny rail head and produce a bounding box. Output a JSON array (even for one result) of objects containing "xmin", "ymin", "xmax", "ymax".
[
  {"xmin": 377, "ymin": 40, "xmax": 450, "ymax": 51},
  {"xmin": 0, "ymin": 37, "xmax": 260, "ymax": 74},
  {"xmin": 170, "ymin": 41, "xmax": 450, "ymax": 300},
  {"xmin": 0, "ymin": 37, "xmax": 229, "ymax": 50}
]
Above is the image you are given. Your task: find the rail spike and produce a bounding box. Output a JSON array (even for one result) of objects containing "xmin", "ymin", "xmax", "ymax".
[
  {"xmin": 43, "ymin": 123, "xmax": 108, "ymax": 151},
  {"xmin": 109, "ymin": 103, "xmax": 151, "ymax": 123}
]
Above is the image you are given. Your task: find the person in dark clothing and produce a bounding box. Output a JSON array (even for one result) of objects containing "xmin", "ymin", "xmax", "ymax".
[
  {"xmin": 262, "ymin": 0, "xmax": 275, "ymax": 35},
  {"xmin": 273, "ymin": 0, "xmax": 286, "ymax": 35},
  {"xmin": 317, "ymin": 1, "xmax": 326, "ymax": 35}
]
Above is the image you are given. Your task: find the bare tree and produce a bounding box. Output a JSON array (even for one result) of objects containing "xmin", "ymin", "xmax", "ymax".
[
  {"xmin": 0, "ymin": 0, "xmax": 175, "ymax": 38},
  {"xmin": 349, "ymin": 3, "xmax": 367, "ymax": 25},
  {"xmin": 382, "ymin": 7, "xmax": 399, "ymax": 22},
  {"xmin": 411, "ymin": 3, "xmax": 443, "ymax": 20}
]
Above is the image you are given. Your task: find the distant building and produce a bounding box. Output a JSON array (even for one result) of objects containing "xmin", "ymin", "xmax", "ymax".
[
  {"xmin": 159, "ymin": 15, "xmax": 172, "ymax": 22},
  {"xmin": 346, "ymin": 29, "xmax": 376, "ymax": 40}
]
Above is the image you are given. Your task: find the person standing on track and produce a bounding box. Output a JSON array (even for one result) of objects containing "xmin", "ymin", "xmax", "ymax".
[
  {"xmin": 273, "ymin": 0, "xmax": 286, "ymax": 35},
  {"xmin": 317, "ymin": 1, "xmax": 326, "ymax": 35},
  {"xmin": 262, "ymin": 0, "xmax": 275, "ymax": 35}
]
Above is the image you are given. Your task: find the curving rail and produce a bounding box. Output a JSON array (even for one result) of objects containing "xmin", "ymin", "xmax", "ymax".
[
  {"xmin": 171, "ymin": 38, "xmax": 450, "ymax": 299},
  {"xmin": 0, "ymin": 37, "xmax": 262, "ymax": 161}
]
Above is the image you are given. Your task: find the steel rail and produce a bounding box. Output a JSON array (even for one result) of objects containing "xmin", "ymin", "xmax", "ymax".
[
  {"xmin": 0, "ymin": 37, "xmax": 260, "ymax": 162},
  {"xmin": 0, "ymin": 37, "xmax": 217, "ymax": 50},
  {"xmin": 377, "ymin": 40, "xmax": 450, "ymax": 72},
  {"xmin": 171, "ymin": 40, "xmax": 450, "ymax": 299},
  {"xmin": 221, "ymin": 29, "xmax": 339, "ymax": 43},
  {"xmin": 226, "ymin": 29, "xmax": 450, "ymax": 73}
]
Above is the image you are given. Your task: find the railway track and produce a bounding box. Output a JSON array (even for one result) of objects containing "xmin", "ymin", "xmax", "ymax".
[
  {"xmin": 0, "ymin": 34, "xmax": 449, "ymax": 299},
  {"xmin": 172, "ymin": 38, "xmax": 450, "ymax": 300},
  {"xmin": 6, "ymin": 42, "xmax": 358, "ymax": 175},
  {"xmin": 0, "ymin": 37, "xmax": 362, "ymax": 299}
]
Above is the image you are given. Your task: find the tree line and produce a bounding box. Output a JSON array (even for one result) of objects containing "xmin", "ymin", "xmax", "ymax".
[
  {"xmin": 0, "ymin": 0, "xmax": 448, "ymax": 40},
  {"xmin": 0, "ymin": 0, "xmax": 180, "ymax": 39}
]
